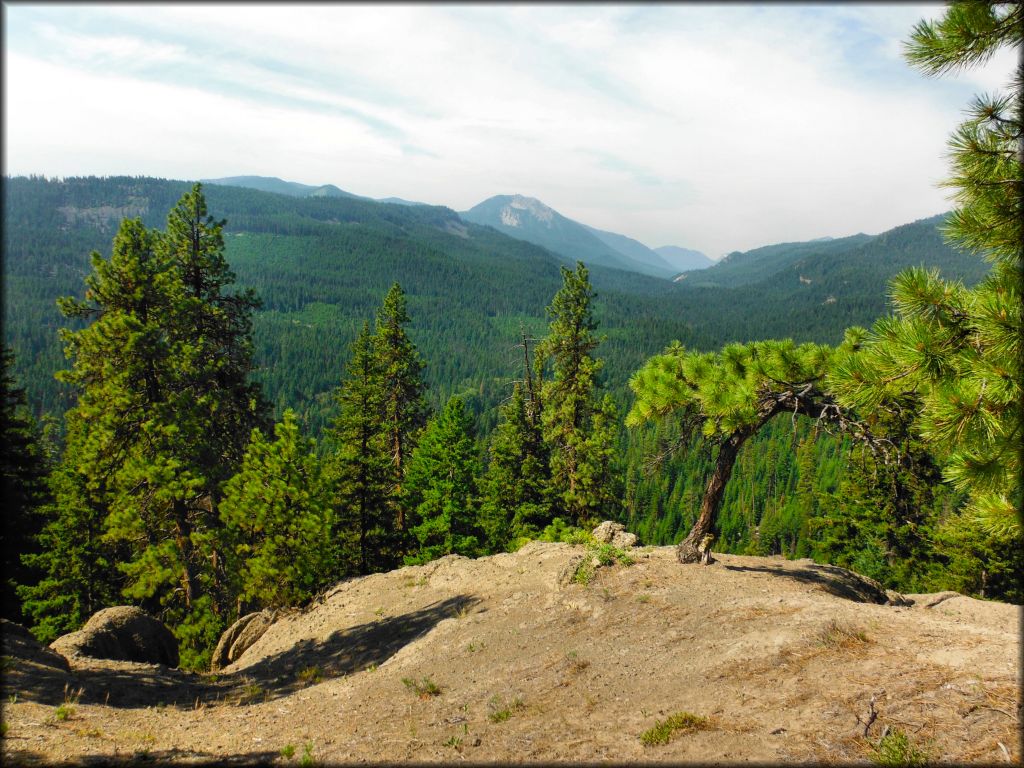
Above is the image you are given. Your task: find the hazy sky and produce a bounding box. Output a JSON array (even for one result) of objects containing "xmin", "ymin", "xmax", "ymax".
[{"xmin": 3, "ymin": 3, "xmax": 1017, "ymax": 257}]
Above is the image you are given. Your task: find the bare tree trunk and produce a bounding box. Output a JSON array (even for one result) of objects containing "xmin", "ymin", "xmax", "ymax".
[
  {"xmin": 676, "ymin": 428, "xmax": 754, "ymax": 563},
  {"xmin": 174, "ymin": 502, "xmax": 198, "ymax": 608}
]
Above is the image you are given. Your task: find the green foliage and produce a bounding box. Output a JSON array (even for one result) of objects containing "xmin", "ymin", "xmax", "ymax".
[
  {"xmin": 487, "ymin": 695, "xmax": 525, "ymax": 723},
  {"xmin": 1, "ymin": 346, "xmax": 52, "ymax": 623},
  {"xmin": 220, "ymin": 410, "xmax": 333, "ymax": 609},
  {"xmin": 536, "ymin": 263, "xmax": 620, "ymax": 527},
  {"xmin": 480, "ymin": 381, "xmax": 552, "ymax": 549},
  {"xmin": 869, "ymin": 728, "xmax": 930, "ymax": 767},
  {"xmin": 403, "ymin": 396, "xmax": 484, "ymax": 564},
  {"xmin": 325, "ymin": 321, "xmax": 393, "ymax": 575},
  {"xmin": 402, "ymin": 676, "xmax": 441, "ymax": 698},
  {"xmin": 639, "ymin": 712, "xmax": 709, "ymax": 746}
]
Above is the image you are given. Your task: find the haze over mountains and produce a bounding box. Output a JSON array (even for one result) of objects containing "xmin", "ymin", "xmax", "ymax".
[
  {"xmin": 204, "ymin": 177, "xmax": 710, "ymax": 278},
  {"xmin": 4, "ymin": 174, "xmax": 983, "ymax": 435}
]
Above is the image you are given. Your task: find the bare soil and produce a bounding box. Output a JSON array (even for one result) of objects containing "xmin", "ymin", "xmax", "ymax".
[{"xmin": 2, "ymin": 543, "xmax": 1020, "ymax": 765}]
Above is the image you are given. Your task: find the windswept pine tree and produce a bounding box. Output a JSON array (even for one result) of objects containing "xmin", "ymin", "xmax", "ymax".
[
  {"xmin": 626, "ymin": 335, "xmax": 871, "ymax": 562},
  {"xmin": 535, "ymin": 263, "xmax": 619, "ymax": 528}
]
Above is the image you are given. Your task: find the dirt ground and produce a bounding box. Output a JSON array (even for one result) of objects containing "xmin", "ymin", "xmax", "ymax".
[{"xmin": 2, "ymin": 542, "xmax": 1020, "ymax": 765}]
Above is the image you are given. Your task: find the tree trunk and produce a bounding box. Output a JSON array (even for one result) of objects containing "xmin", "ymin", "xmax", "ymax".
[
  {"xmin": 174, "ymin": 502, "xmax": 198, "ymax": 608},
  {"xmin": 676, "ymin": 427, "xmax": 754, "ymax": 564}
]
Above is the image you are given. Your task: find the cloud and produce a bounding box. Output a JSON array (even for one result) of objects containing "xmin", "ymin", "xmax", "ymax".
[{"xmin": 4, "ymin": 4, "xmax": 1018, "ymax": 256}]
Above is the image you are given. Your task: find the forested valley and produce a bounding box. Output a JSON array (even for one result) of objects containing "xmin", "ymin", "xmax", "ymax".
[{"xmin": 2, "ymin": 3, "xmax": 1020, "ymax": 671}]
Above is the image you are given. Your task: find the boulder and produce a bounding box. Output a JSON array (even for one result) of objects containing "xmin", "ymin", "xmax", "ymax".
[
  {"xmin": 210, "ymin": 610, "xmax": 276, "ymax": 671},
  {"xmin": 611, "ymin": 531, "xmax": 638, "ymax": 549},
  {"xmin": 592, "ymin": 521, "xmax": 638, "ymax": 548},
  {"xmin": 1, "ymin": 618, "xmax": 71, "ymax": 672},
  {"xmin": 50, "ymin": 606, "xmax": 178, "ymax": 667}
]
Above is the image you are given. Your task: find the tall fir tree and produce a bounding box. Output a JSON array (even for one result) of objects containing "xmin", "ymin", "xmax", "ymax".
[
  {"xmin": 402, "ymin": 396, "xmax": 484, "ymax": 565},
  {"xmin": 1, "ymin": 346, "xmax": 52, "ymax": 623},
  {"xmin": 481, "ymin": 382, "xmax": 552, "ymax": 550},
  {"xmin": 44, "ymin": 185, "xmax": 266, "ymax": 667},
  {"xmin": 326, "ymin": 321, "xmax": 392, "ymax": 575},
  {"xmin": 535, "ymin": 263, "xmax": 619, "ymax": 528},
  {"xmin": 220, "ymin": 410, "xmax": 333, "ymax": 610},
  {"xmin": 373, "ymin": 283, "xmax": 428, "ymax": 536}
]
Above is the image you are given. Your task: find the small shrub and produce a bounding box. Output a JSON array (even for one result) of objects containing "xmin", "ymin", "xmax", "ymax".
[
  {"xmin": 817, "ymin": 620, "xmax": 870, "ymax": 649},
  {"xmin": 488, "ymin": 695, "xmax": 525, "ymax": 723},
  {"xmin": 402, "ymin": 676, "xmax": 441, "ymax": 699},
  {"xmin": 870, "ymin": 728, "xmax": 930, "ymax": 766},
  {"xmin": 280, "ymin": 743, "xmax": 296, "ymax": 759},
  {"xmin": 297, "ymin": 665, "xmax": 322, "ymax": 685},
  {"xmin": 443, "ymin": 734, "xmax": 463, "ymax": 749},
  {"xmin": 640, "ymin": 712, "xmax": 709, "ymax": 746},
  {"xmin": 1, "ymin": 721, "xmax": 8, "ymax": 738},
  {"xmin": 637, "ymin": 594, "xmax": 651, "ymax": 604},
  {"xmin": 298, "ymin": 741, "xmax": 316, "ymax": 767}
]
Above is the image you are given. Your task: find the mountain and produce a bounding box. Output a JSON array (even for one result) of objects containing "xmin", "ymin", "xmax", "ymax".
[
  {"xmin": 678, "ymin": 231, "xmax": 877, "ymax": 288},
  {"xmin": 2, "ymin": 178, "xmax": 990, "ymax": 435},
  {"xmin": 582, "ymin": 225, "xmax": 678, "ymax": 277},
  {"xmin": 201, "ymin": 175, "xmax": 362, "ymax": 199},
  {"xmin": 654, "ymin": 245, "xmax": 714, "ymax": 272},
  {"xmin": 459, "ymin": 194, "xmax": 669, "ymax": 278}
]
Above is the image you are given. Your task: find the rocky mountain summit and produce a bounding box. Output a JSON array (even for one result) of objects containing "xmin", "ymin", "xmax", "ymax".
[{"xmin": 2, "ymin": 538, "xmax": 1019, "ymax": 765}]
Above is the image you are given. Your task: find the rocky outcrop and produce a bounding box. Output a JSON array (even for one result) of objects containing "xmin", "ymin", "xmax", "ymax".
[
  {"xmin": 210, "ymin": 611, "xmax": 276, "ymax": 671},
  {"xmin": 591, "ymin": 521, "xmax": 638, "ymax": 549},
  {"xmin": 49, "ymin": 606, "xmax": 178, "ymax": 667},
  {"xmin": 1, "ymin": 619, "xmax": 71, "ymax": 672}
]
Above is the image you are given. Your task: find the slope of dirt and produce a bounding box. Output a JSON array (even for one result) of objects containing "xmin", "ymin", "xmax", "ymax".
[{"xmin": 2, "ymin": 544, "xmax": 1020, "ymax": 765}]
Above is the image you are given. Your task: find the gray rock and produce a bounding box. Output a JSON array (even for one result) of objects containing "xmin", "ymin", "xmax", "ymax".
[
  {"xmin": 210, "ymin": 610, "xmax": 276, "ymax": 671},
  {"xmin": 591, "ymin": 521, "xmax": 626, "ymax": 543},
  {"xmin": 50, "ymin": 606, "xmax": 178, "ymax": 667},
  {"xmin": 611, "ymin": 531, "xmax": 638, "ymax": 549}
]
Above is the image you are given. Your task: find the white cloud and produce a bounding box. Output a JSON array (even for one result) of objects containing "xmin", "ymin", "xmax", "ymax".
[{"xmin": 4, "ymin": 4, "xmax": 1017, "ymax": 256}]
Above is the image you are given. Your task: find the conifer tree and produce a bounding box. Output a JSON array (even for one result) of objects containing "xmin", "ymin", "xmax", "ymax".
[
  {"xmin": 46, "ymin": 186, "xmax": 266, "ymax": 666},
  {"xmin": 535, "ymin": 263, "xmax": 618, "ymax": 528},
  {"xmin": 627, "ymin": 335, "xmax": 866, "ymax": 562},
  {"xmin": 220, "ymin": 410, "xmax": 332, "ymax": 609},
  {"xmin": 374, "ymin": 283, "xmax": 428, "ymax": 534},
  {"xmin": 1, "ymin": 346, "xmax": 52, "ymax": 623},
  {"xmin": 481, "ymin": 382, "xmax": 552, "ymax": 549},
  {"xmin": 326, "ymin": 321, "xmax": 392, "ymax": 574},
  {"xmin": 829, "ymin": 1, "xmax": 1021, "ymax": 540},
  {"xmin": 403, "ymin": 396, "xmax": 483, "ymax": 564}
]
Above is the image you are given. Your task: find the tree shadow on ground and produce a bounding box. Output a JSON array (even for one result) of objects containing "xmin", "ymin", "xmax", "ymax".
[
  {"xmin": 721, "ymin": 562, "xmax": 891, "ymax": 604},
  {"xmin": 1, "ymin": 746, "xmax": 284, "ymax": 766},
  {"xmin": 43, "ymin": 594, "xmax": 480, "ymax": 710}
]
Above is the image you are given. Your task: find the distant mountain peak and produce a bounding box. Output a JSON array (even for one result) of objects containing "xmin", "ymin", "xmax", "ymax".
[{"xmin": 489, "ymin": 195, "xmax": 555, "ymax": 228}]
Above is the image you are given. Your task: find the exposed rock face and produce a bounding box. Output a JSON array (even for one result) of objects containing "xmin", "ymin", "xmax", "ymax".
[
  {"xmin": 210, "ymin": 611, "xmax": 276, "ymax": 671},
  {"xmin": 49, "ymin": 606, "xmax": 178, "ymax": 667},
  {"xmin": 1, "ymin": 619, "xmax": 71, "ymax": 672},
  {"xmin": 591, "ymin": 521, "xmax": 638, "ymax": 548}
]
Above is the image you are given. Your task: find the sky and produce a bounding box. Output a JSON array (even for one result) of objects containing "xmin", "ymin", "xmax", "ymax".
[{"xmin": 3, "ymin": 3, "xmax": 1018, "ymax": 258}]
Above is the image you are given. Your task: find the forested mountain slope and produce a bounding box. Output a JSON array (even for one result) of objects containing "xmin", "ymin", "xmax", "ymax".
[{"xmin": 2, "ymin": 176, "xmax": 990, "ymax": 433}]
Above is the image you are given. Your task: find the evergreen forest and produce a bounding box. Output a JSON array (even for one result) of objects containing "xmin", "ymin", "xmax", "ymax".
[{"xmin": 1, "ymin": 2, "xmax": 1019, "ymax": 670}]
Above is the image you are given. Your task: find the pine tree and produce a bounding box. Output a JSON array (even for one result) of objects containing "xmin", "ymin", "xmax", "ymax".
[
  {"xmin": 326, "ymin": 321, "xmax": 392, "ymax": 574},
  {"xmin": 403, "ymin": 396, "xmax": 483, "ymax": 565},
  {"xmin": 374, "ymin": 283, "xmax": 428, "ymax": 534},
  {"xmin": 627, "ymin": 335, "xmax": 867, "ymax": 562},
  {"xmin": 45, "ymin": 186, "xmax": 266, "ymax": 667},
  {"xmin": 535, "ymin": 263, "xmax": 618, "ymax": 528},
  {"xmin": 481, "ymin": 382, "xmax": 551, "ymax": 549},
  {"xmin": 1, "ymin": 346, "xmax": 52, "ymax": 623},
  {"xmin": 220, "ymin": 410, "xmax": 333, "ymax": 610},
  {"xmin": 830, "ymin": 2, "xmax": 1021, "ymax": 541}
]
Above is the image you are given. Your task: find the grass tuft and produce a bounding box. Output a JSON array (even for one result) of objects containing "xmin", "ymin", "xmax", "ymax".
[
  {"xmin": 402, "ymin": 676, "xmax": 442, "ymax": 699},
  {"xmin": 640, "ymin": 711, "xmax": 709, "ymax": 746},
  {"xmin": 869, "ymin": 728, "xmax": 930, "ymax": 766},
  {"xmin": 816, "ymin": 620, "xmax": 871, "ymax": 649}
]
